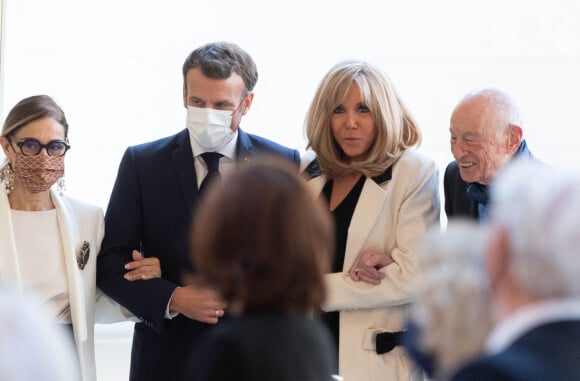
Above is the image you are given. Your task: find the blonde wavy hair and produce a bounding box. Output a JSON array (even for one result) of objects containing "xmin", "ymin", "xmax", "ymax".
[{"xmin": 305, "ymin": 60, "xmax": 421, "ymax": 178}]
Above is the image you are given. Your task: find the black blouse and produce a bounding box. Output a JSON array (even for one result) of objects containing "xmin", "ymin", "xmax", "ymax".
[{"xmin": 320, "ymin": 175, "xmax": 366, "ymax": 359}]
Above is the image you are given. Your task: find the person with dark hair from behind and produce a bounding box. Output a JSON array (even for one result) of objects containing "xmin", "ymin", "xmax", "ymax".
[
  {"xmin": 444, "ymin": 87, "xmax": 534, "ymax": 222},
  {"xmin": 184, "ymin": 156, "xmax": 337, "ymax": 381},
  {"xmin": 96, "ymin": 41, "xmax": 301, "ymax": 381},
  {"xmin": 450, "ymin": 159, "xmax": 580, "ymax": 381}
]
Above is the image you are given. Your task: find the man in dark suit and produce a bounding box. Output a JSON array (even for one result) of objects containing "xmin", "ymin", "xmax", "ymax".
[
  {"xmin": 450, "ymin": 160, "xmax": 580, "ymax": 381},
  {"xmin": 444, "ymin": 88, "xmax": 533, "ymax": 222},
  {"xmin": 96, "ymin": 41, "xmax": 300, "ymax": 381}
]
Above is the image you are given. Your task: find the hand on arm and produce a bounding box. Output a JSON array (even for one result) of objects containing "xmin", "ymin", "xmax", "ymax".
[
  {"xmin": 168, "ymin": 285, "xmax": 227, "ymax": 324},
  {"xmin": 350, "ymin": 250, "xmax": 393, "ymax": 285},
  {"xmin": 124, "ymin": 250, "xmax": 162, "ymax": 281}
]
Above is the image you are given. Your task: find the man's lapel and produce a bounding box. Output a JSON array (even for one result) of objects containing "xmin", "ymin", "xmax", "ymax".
[
  {"xmin": 172, "ymin": 129, "xmax": 198, "ymax": 214},
  {"xmin": 235, "ymin": 128, "xmax": 253, "ymax": 164}
]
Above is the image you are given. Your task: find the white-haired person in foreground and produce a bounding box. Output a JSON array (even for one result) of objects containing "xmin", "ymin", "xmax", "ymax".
[
  {"xmin": 450, "ymin": 159, "xmax": 580, "ymax": 381},
  {"xmin": 401, "ymin": 220, "xmax": 493, "ymax": 381},
  {"xmin": 0, "ymin": 285, "xmax": 79, "ymax": 381}
]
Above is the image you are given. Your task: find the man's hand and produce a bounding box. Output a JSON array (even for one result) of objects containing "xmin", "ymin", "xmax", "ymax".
[
  {"xmin": 350, "ymin": 250, "xmax": 393, "ymax": 285},
  {"xmin": 124, "ymin": 250, "xmax": 162, "ymax": 281},
  {"xmin": 169, "ymin": 285, "xmax": 227, "ymax": 324}
]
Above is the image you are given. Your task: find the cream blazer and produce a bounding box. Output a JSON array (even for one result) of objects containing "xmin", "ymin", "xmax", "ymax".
[
  {"xmin": 308, "ymin": 149, "xmax": 440, "ymax": 381},
  {"xmin": 0, "ymin": 186, "xmax": 132, "ymax": 381}
]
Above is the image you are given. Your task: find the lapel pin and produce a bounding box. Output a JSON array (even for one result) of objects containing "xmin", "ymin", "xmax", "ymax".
[{"xmin": 77, "ymin": 241, "xmax": 90, "ymax": 270}]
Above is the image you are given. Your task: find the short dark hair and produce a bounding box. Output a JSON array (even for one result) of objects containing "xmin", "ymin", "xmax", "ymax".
[
  {"xmin": 182, "ymin": 41, "xmax": 258, "ymax": 94},
  {"xmin": 2, "ymin": 95, "xmax": 69, "ymax": 138},
  {"xmin": 190, "ymin": 156, "xmax": 334, "ymax": 313}
]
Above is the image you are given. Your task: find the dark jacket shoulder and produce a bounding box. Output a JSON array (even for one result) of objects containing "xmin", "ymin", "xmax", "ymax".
[
  {"xmin": 238, "ymin": 129, "xmax": 300, "ymax": 164},
  {"xmin": 443, "ymin": 161, "xmax": 478, "ymax": 220}
]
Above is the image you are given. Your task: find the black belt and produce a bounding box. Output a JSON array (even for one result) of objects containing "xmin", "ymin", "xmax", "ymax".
[{"xmin": 376, "ymin": 331, "xmax": 404, "ymax": 354}]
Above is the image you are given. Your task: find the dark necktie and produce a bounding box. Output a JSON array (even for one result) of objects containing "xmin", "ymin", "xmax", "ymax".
[{"xmin": 200, "ymin": 152, "xmax": 223, "ymax": 196}]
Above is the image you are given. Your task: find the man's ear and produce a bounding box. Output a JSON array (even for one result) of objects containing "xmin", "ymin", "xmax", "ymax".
[
  {"xmin": 507, "ymin": 125, "xmax": 523, "ymax": 154},
  {"xmin": 182, "ymin": 86, "xmax": 188, "ymax": 108},
  {"xmin": 241, "ymin": 92, "xmax": 254, "ymax": 115}
]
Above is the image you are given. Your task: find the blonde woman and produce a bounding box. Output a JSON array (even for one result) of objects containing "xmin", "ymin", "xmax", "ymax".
[{"xmin": 304, "ymin": 60, "xmax": 440, "ymax": 380}]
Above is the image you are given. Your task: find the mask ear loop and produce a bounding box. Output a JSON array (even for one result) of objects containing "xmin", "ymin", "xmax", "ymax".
[{"xmin": 231, "ymin": 95, "xmax": 247, "ymax": 116}]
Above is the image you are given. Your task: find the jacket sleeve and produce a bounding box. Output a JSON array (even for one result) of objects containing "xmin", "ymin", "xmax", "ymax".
[
  {"xmin": 96, "ymin": 147, "xmax": 177, "ymax": 332},
  {"xmin": 322, "ymin": 158, "xmax": 440, "ymax": 311},
  {"xmin": 93, "ymin": 206, "xmax": 138, "ymax": 323}
]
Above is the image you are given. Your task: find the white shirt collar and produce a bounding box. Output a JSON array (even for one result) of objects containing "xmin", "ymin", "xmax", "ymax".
[
  {"xmin": 189, "ymin": 129, "xmax": 238, "ymax": 161},
  {"xmin": 485, "ymin": 298, "xmax": 580, "ymax": 354}
]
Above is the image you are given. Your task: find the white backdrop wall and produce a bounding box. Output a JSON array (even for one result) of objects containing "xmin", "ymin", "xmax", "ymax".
[
  {"xmin": 1, "ymin": 1, "xmax": 579, "ymax": 379},
  {"xmin": 2, "ymin": 0, "xmax": 580, "ymax": 210}
]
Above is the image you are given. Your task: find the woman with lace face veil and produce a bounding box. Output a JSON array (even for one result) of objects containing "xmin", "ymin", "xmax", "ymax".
[
  {"xmin": 186, "ymin": 157, "xmax": 337, "ymax": 381},
  {"xmin": 304, "ymin": 60, "xmax": 440, "ymax": 380},
  {"xmin": 0, "ymin": 95, "xmax": 160, "ymax": 381}
]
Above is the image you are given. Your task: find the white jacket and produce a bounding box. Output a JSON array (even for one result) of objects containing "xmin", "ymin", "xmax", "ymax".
[
  {"xmin": 0, "ymin": 186, "xmax": 132, "ymax": 381},
  {"xmin": 308, "ymin": 149, "xmax": 440, "ymax": 381}
]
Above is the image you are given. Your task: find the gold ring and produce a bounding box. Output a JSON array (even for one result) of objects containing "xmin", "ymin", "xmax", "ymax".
[{"xmin": 215, "ymin": 309, "xmax": 219, "ymax": 318}]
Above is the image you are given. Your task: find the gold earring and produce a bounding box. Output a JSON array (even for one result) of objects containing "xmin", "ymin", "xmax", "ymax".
[{"xmin": 57, "ymin": 176, "xmax": 65, "ymax": 196}]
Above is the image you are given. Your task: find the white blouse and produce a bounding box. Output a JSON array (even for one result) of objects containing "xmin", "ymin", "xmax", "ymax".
[{"xmin": 11, "ymin": 209, "xmax": 71, "ymax": 323}]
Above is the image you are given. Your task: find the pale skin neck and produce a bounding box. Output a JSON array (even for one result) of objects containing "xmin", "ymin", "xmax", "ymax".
[
  {"xmin": 7, "ymin": 183, "xmax": 54, "ymax": 211},
  {"xmin": 492, "ymin": 272, "xmax": 543, "ymax": 322},
  {"xmin": 486, "ymin": 229, "xmax": 541, "ymax": 323},
  {"xmin": 329, "ymin": 172, "xmax": 363, "ymax": 211}
]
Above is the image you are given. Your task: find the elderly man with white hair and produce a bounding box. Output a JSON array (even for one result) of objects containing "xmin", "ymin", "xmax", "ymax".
[
  {"xmin": 0, "ymin": 286, "xmax": 79, "ymax": 381},
  {"xmin": 444, "ymin": 87, "xmax": 535, "ymax": 222},
  {"xmin": 450, "ymin": 159, "xmax": 580, "ymax": 381},
  {"xmin": 352, "ymin": 88, "xmax": 536, "ymax": 286},
  {"xmin": 401, "ymin": 220, "xmax": 493, "ymax": 381}
]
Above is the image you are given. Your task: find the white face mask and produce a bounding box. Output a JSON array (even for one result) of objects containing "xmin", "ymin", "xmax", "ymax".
[{"xmin": 186, "ymin": 106, "xmax": 235, "ymax": 151}]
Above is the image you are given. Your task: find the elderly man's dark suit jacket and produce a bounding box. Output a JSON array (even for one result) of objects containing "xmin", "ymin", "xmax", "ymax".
[
  {"xmin": 443, "ymin": 161, "xmax": 479, "ymax": 220},
  {"xmin": 97, "ymin": 128, "xmax": 300, "ymax": 381},
  {"xmin": 443, "ymin": 140, "xmax": 534, "ymax": 221},
  {"xmin": 450, "ymin": 320, "xmax": 580, "ymax": 381}
]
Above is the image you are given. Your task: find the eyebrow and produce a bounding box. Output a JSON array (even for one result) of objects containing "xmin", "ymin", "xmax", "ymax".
[
  {"xmin": 188, "ymin": 96, "xmax": 234, "ymax": 107},
  {"xmin": 15, "ymin": 137, "xmax": 66, "ymax": 142}
]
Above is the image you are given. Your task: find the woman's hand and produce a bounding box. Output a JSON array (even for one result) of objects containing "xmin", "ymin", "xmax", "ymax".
[
  {"xmin": 350, "ymin": 250, "xmax": 393, "ymax": 285},
  {"xmin": 124, "ymin": 250, "xmax": 162, "ymax": 281}
]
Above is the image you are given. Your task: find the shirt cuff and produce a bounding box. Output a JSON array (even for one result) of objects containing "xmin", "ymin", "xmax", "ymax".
[{"xmin": 165, "ymin": 288, "xmax": 180, "ymax": 319}]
